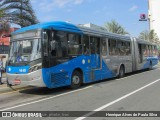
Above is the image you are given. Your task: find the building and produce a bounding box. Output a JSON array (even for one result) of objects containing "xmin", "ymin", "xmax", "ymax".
[
  {"xmin": 0, "ymin": 28, "xmax": 19, "ymax": 46},
  {"xmin": 148, "ymin": 0, "xmax": 160, "ymax": 40},
  {"xmin": 0, "ymin": 27, "xmax": 19, "ymax": 68},
  {"xmin": 0, "ymin": 27, "xmax": 19, "ymax": 53}
]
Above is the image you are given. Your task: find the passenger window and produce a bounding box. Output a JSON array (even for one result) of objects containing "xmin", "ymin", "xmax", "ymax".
[
  {"xmin": 138, "ymin": 44, "xmax": 143, "ymax": 63},
  {"xmin": 117, "ymin": 41, "xmax": 124, "ymax": 56},
  {"xmin": 109, "ymin": 39, "xmax": 117, "ymax": 56},
  {"xmin": 116, "ymin": 40, "xmax": 131, "ymax": 56},
  {"xmin": 42, "ymin": 31, "xmax": 48, "ymax": 56},
  {"xmin": 90, "ymin": 36, "xmax": 100, "ymax": 54},
  {"xmin": 102, "ymin": 40, "xmax": 107, "ymax": 56},
  {"xmin": 148, "ymin": 45, "xmax": 152, "ymax": 56},
  {"xmin": 125, "ymin": 42, "xmax": 131, "ymax": 55},
  {"xmin": 83, "ymin": 35, "xmax": 90, "ymax": 55},
  {"xmin": 147, "ymin": 45, "xmax": 149, "ymax": 56},
  {"xmin": 53, "ymin": 31, "xmax": 67, "ymax": 58},
  {"xmin": 142, "ymin": 44, "xmax": 147, "ymax": 57},
  {"xmin": 68, "ymin": 34, "xmax": 82, "ymax": 55},
  {"xmin": 153, "ymin": 46, "xmax": 158, "ymax": 56}
]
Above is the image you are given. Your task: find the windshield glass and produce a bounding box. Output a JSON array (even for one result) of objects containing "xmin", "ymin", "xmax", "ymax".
[{"xmin": 9, "ymin": 39, "xmax": 41, "ymax": 64}]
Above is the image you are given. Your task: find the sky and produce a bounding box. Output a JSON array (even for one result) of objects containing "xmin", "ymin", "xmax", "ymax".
[{"xmin": 30, "ymin": 0, "xmax": 149, "ymax": 37}]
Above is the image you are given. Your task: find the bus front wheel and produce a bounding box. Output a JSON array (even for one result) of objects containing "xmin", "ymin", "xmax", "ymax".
[{"xmin": 70, "ymin": 70, "xmax": 83, "ymax": 89}]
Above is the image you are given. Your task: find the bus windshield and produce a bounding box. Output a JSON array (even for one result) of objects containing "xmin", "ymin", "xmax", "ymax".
[{"xmin": 8, "ymin": 39, "xmax": 41, "ymax": 64}]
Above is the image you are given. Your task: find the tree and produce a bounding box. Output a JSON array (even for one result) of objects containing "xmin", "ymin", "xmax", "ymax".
[
  {"xmin": 0, "ymin": 0, "xmax": 39, "ymax": 27},
  {"xmin": 0, "ymin": 8, "xmax": 10, "ymax": 34},
  {"xmin": 0, "ymin": 21, "xmax": 10, "ymax": 34},
  {"xmin": 104, "ymin": 20, "xmax": 129, "ymax": 35},
  {"xmin": 138, "ymin": 30, "xmax": 159, "ymax": 43},
  {"xmin": 0, "ymin": 9, "xmax": 5, "ymax": 18}
]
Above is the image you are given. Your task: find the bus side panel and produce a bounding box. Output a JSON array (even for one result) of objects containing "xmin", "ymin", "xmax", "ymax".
[
  {"xmin": 42, "ymin": 55, "xmax": 115, "ymax": 88},
  {"xmin": 151, "ymin": 57, "xmax": 159, "ymax": 66},
  {"xmin": 133, "ymin": 38, "xmax": 158, "ymax": 70},
  {"xmin": 143, "ymin": 56, "xmax": 158, "ymax": 69},
  {"xmin": 101, "ymin": 57, "xmax": 117, "ymax": 77},
  {"xmin": 87, "ymin": 61, "xmax": 115, "ymax": 82},
  {"xmin": 42, "ymin": 56, "xmax": 91, "ymax": 88}
]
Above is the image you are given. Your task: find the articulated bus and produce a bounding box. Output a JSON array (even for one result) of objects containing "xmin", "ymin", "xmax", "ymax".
[{"xmin": 6, "ymin": 21, "xmax": 158, "ymax": 88}]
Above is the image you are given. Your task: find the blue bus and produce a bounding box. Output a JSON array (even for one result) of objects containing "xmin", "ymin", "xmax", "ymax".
[{"xmin": 6, "ymin": 21, "xmax": 159, "ymax": 88}]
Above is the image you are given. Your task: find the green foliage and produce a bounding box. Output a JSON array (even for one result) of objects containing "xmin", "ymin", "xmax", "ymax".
[
  {"xmin": 156, "ymin": 45, "xmax": 160, "ymax": 55},
  {"xmin": 0, "ymin": 9, "xmax": 5, "ymax": 18},
  {"xmin": 138, "ymin": 30, "xmax": 159, "ymax": 43},
  {"xmin": 139, "ymin": 30, "xmax": 160, "ymax": 54},
  {"xmin": 0, "ymin": 8, "xmax": 10, "ymax": 34},
  {"xmin": 0, "ymin": 0, "xmax": 39, "ymax": 27},
  {"xmin": 0, "ymin": 21, "xmax": 10, "ymax": 34},
  {"xmin": 104, "ymin": 20, "xmax": 129, "ymax": 35}
]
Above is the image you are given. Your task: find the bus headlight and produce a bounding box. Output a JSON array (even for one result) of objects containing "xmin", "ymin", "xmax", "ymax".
[{"xmin": 29, "ymin": 63, "xmax": 42, "ymax": 73}]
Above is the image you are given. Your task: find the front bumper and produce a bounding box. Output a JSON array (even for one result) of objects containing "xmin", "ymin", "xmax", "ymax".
[{"xmin": 7, "ymin": 69, "xmax": 46, "ymax": 87}]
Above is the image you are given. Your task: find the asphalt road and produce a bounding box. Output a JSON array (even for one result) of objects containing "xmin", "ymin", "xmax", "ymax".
[{"xmin": 0, "ymin": 65, "xmax": 160, "ymax": 120}]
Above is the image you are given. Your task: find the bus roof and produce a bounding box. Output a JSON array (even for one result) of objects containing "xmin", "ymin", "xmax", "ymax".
[
  {"xmin": 13, "ymin": 21, "xmax": 150, "ymax": 43},
  {"xmin": 136, "ymin": 38, "xmax": 156, "ymax": 45},
  {"xmin": 12, "ymin": 21, "xmax": 83, "ymax": 34},
  {"xmin": 78, "ymin": 25, "xmax": 131, "ymax": 41}
]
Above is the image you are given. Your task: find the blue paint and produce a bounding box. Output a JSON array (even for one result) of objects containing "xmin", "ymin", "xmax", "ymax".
[
  {"xmin": 6, "ymin": 66, "xmax": 30, "ymax": 74},
  {"xmin": 12, "ymin": 21, "xmax": 83, "ymax": 34},
  {"xmin": 142, "ymin": 56, "xmax": 158, "ymax": 69},
  {"xmin": 42, "ymin": 56, "xmax": 114, "ymax": 88}
]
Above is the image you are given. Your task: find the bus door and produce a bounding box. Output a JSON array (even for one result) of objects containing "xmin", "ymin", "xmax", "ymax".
[
  {"xmin": 42, "ymin": 30, "xmax": 50, "ymax": 86},
  {"xmin": 134, "ymin": 39, "xmax": 145, "ymax": 70},
  {"xmin": 42, "ymin": 30, "xmax": 50, "ymax": 68},
  {"xmin": 137, "ymin": 43, "xmax": 146, "ymax": 70},
  {"xmin": 90, "ymin": 36, "xmax": 101, "ymax": 69},
  {"xmin": 42, "ymin": 30, "xmax": 59, "ymax": 68}
]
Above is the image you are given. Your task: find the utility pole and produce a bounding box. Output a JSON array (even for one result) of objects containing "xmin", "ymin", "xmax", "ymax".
[{"xmin": 20, "ymin": 0, "xmax": 23, "ymax": 26}]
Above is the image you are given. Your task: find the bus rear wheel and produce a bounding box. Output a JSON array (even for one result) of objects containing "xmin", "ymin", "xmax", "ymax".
[
  {"xmin": 118, "ymin": 66, "xmax": 125, "ymax": 78},
  {"xmin": 70, "ymin": 70, "xmax": 83, "ymax": 89},
  {"xmin": 148, "ymin": 62, "xmax": 153, "ymax": 70}
]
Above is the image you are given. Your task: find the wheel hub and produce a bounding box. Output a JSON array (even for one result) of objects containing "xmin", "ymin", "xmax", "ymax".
[{"xmin": 72, "ymin": 76, "xmax": 80, "ymax": 85}]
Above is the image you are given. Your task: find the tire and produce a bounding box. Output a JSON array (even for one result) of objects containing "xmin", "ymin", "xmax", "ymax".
[
  {"xmin": 70, "ymin": 71, "xmax": 83, "ymax": 89},
  {"xmin": 118, "ymin": 66, "xmax": 125, "ymax": 78},
  {"xmin": 148, "ymin": 62, "xmax": 153, "ymax": 70}
]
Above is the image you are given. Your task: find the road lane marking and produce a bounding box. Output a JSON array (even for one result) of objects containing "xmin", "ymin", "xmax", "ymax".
[
  {"xmin": 0, "ymin": 68, "xmax": 159, "ymax": 110},
  {"xmin": 0, "ymin": 86, "xmax": 93, "ymax": 111},
  {"xmin": 75, "ymin": 78, "xmax": 160, "ymax": 120}
]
